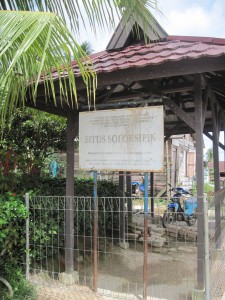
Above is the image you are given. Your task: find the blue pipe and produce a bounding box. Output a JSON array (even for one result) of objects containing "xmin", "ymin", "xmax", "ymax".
[{"xmin": 144, "ymin": 173, "xmax": 149, "ymax": 215}]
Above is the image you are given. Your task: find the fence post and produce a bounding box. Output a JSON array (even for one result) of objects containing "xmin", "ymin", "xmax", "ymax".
[
  {"xmin": 143, "ymin": 172, "xmax": 149, "ymax": 300},
  {"xmin": 204, "ymin": 193, "xmax": 210, "ymax": 300},
  {"xmin": 93, "ymin": 171, "xmax": 98, "ymax": 292},
  {"xmin": 25, "ymin": 193, "xmax": 30, "ymax": 281}
]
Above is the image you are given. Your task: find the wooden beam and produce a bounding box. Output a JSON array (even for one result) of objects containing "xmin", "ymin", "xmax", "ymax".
[
  {"xmin": 202, "ymin": 85, "xmax": 209, "ymax": 127},
  {"xmin": 81, "ymin": 56, "xmax": 225, "ymax": 89},
  {"xmin": 164, "ymin": 97, "xmax": 196, "ymax": 131},
  {"xmin": 26, "ymin": 101, "xmax": 68, "ymax": 117},
  {"xmin": 163, "ymin": 84, "xmax": 194, "ymax": 94},
  {"xmin": 164, "ymin": 124, "xmax": 181, "ymax": 142},
  {"xmin": 210, "ymin": 93, "xmax": 220, "ymax": 139},
  {"xmin": 33, "ymin": 56, "xmax": 225, "ymax": 101},
  {"xmin": 99, "ymin": 82, "xmax": 195, "ymax": 103},
  {"xmin": 203, "ymin": 74, "xmax": 225, "ymax": 118},
  {"xmin": 203, "ymin": 131, "xmax": 225, "ymax": 151}
]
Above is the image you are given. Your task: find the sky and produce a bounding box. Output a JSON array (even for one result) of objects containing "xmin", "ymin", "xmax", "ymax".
[
  {"xmin": 157, "ymin": 0, "xmax": 225, "ymax": 38},
  {"xmin": 77, "ymin": 0, "xmax": 225, "ymax": 52},
  {"xmin": 76, "ymin": 0, "xmax": 225, "ymax": 157}
]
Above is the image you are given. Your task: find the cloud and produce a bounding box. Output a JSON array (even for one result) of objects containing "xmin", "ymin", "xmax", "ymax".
[
  {"xmin": 75, "ymin": 1, "xmax": 225, "ymax": 52},
  {"xmin": 157, "ymin": 0, "xmax": 225, "ymax": 38}
]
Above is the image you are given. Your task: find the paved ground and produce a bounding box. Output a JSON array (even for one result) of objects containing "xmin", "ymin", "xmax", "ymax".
[
  {"xmin": 37, "ymin": 285, "xmax": 166, "ymax": 300},
  {"xmin": 33, "ymin": 275, "xmax": 138, "ymax": 300},
  {"xmin": 210, "ymin": 224, "xmax": 225, "ymax": 300},
  {"xmin": 37, "ymin": 285, "xmax": 104, "ymax": 300},
  {"xmin": 34, "ymin": 275, "xmax": 167, "ymax": 300}
]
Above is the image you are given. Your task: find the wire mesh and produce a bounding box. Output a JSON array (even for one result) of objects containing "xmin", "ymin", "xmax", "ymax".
[{"xmin": 25, "ymin": 194, "xmax": 211, "ymax": 300}]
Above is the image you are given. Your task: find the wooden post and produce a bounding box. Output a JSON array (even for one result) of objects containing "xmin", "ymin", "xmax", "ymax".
[
  {"xmin": 194, "ymin": 74, "xmax": 204, "ymax": 290},
  {"xmin": 119, "ymin": 171, "xmax": 125, "ymax": 243},
  {"xmin": 166, "ymin": 140, "xmax": 170, "ymax": 201},
  {"xmin": 210, "ymin": 94, "xmax": 221, "ymax": 246},
  {"xmin": 65, "ymin": 111, "xmax": 77, "ymax": 274},
  {"xmin": 126, "ymin": 172, "xmax": 133, "ymax": 223}
]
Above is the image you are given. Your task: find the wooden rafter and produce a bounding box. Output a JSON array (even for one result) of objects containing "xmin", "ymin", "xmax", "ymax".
[{"xmin": 164, "ymin": 97, "xmax": 196, "ymax": 131}]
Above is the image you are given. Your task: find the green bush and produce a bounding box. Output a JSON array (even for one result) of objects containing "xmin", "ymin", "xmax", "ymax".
[
  {"xmin": 203, "ymin": 182, "xmax": 214, "ymax": 195},
  {"xmin": 16, "ymin": 177, "xmax": 120, "ymax": 197},
  {"xmin": 0, "ymin": 193, "xmax": 28, "ymax": 267},
  {"xmin": 0, "ymin": 193, "xmax": 36, "ymax": 300},
  {"xmin": 3, "ymin": 178, "xmax": 121, "ymax": 271},
  {"xmin": 191, "ymin": 182, "xmax": 214, "ymax": 196},
  {"xmin": 24, "ymin": 178, "xmax": 121, "ymax": 263}
]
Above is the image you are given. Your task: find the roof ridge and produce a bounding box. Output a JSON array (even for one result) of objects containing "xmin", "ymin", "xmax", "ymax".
[{"xmin": 167, "ymin": 35, "xmax": 225, "ymax": 45}]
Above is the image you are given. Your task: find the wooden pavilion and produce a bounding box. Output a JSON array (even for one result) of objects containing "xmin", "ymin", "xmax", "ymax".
[{"xmin": 26, "ymin": 15, "xmax": 225, "ymax": 295}]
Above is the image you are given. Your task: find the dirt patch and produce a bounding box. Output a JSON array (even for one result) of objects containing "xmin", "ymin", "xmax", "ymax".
[
  {"xmin": 32, "ymin": 275, "xmax": 103, "ymax": 300},
  {"xmin": 31, "ymin": 221, "xmax": 197, "ymax": 300},
  {"xmin": 97, "ymin": 248, "xmax": 195, "ymax": 285}
]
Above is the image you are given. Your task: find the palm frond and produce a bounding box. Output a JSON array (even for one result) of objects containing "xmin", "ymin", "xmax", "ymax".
[
  {"xmin": 0, "ymin": 1, "xmax": 160, "ymax": 124},
  {"xmin": 0, "ymin": 1, "xmax": 160, "ymax": 36},
  {"xmin": 0, "ymin": 10, "xmax": 96, "ymax": 123}
]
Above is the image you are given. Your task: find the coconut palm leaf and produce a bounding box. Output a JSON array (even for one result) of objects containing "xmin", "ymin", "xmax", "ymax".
[
  {"xmin": 0, "ymin": 1, "xmax": 159, "ymax": 124},
  {"xmin": 0, "ymin": 0, "xmax": 160, "ymax": 36},
  {"xmin": 0, "ymin": 10, "xmax": 96, "ymax": 123}
]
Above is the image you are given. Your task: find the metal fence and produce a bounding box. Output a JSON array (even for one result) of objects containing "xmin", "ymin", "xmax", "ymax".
[
  {"xmin": 24, "ymin": 191, "xmax": 225, "ymax": 300},
  {"xmin": 209, "ymin": 188, "xmax": 225, "ymax": 300}
]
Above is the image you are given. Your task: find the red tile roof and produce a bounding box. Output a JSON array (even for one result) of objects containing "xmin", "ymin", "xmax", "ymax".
[{"xmin": 49, "ymin": 35, "xmax": 225, "ymax": 80}]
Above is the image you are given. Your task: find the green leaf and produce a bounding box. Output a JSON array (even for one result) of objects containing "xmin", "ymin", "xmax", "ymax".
[
  {"xmin": 0, "ymin": 10, "xmax": 96, "ymax": 124},
  {"xmin": 0, "ymin": 1, "xmax": 160, "ymax": 35}
]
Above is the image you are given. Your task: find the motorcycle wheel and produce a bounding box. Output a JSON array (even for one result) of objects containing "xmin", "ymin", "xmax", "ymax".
[
  {"xmin": 162, "ymin": 208, "xmax": 175, "ymax": 228},
  {"xmin": 187, "ymin": 214, "xmax": 197, "ymax": 226}
]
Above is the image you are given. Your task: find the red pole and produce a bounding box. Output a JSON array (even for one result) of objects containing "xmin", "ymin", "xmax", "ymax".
[
  {"xmin": 143, "ymin": 172, "xmax": 149, "ymax": 300},
  {"xmin": 93, "ymin": 171, "xmax": 98, "ymax": 292}
]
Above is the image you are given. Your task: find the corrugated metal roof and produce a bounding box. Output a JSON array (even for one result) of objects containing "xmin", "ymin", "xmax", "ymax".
[{"xmin": 49, "ymin": 36, "xmax": 225, "ymax": 81}]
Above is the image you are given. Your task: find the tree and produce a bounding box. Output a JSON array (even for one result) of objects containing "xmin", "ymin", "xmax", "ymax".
[
  {"xmin": 0, "ymin": 1, "xmax": 159, "ymax": 123},
  {"xmin": 0, "ymin": 109, "xmax": 67, "ymax": 191},
  {"xmin": 80, "ymin": 41, "xmax": 94, "ymax": 56},
  {"xmin": 206, "ymin": 148, "xmax": 213, "ymax": 162}
]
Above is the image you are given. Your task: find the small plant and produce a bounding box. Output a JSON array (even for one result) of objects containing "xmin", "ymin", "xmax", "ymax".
[
  {"xmin": 204, "ymin": 182, "xmax": 214, "ymax": 195},
  {"xmin": 191, "ymin": 182, "xmax": 214, "ymax": 196},
  {"xmin": 0, "ymin": 266, "xmax": 37, "ymax": 300},
  {"xmin": 0, "ymin": 193, "xmax": 36, "ymax": 299}
]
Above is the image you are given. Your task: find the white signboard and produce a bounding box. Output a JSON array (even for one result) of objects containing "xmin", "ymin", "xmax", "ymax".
[{"xmin": 79, "ymin": 106, "xmax": 164, "ymax": 171}]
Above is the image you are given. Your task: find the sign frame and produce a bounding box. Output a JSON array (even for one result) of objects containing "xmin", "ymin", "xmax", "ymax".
[{"xmin": 79, "ymin": 106, "xmax": 164, "ymax": 172}]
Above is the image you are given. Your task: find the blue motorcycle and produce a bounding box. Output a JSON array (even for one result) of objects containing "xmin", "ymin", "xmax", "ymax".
[{"xmin": 162, "ymin": 185, "xmax": 197, "ymax": 228}]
